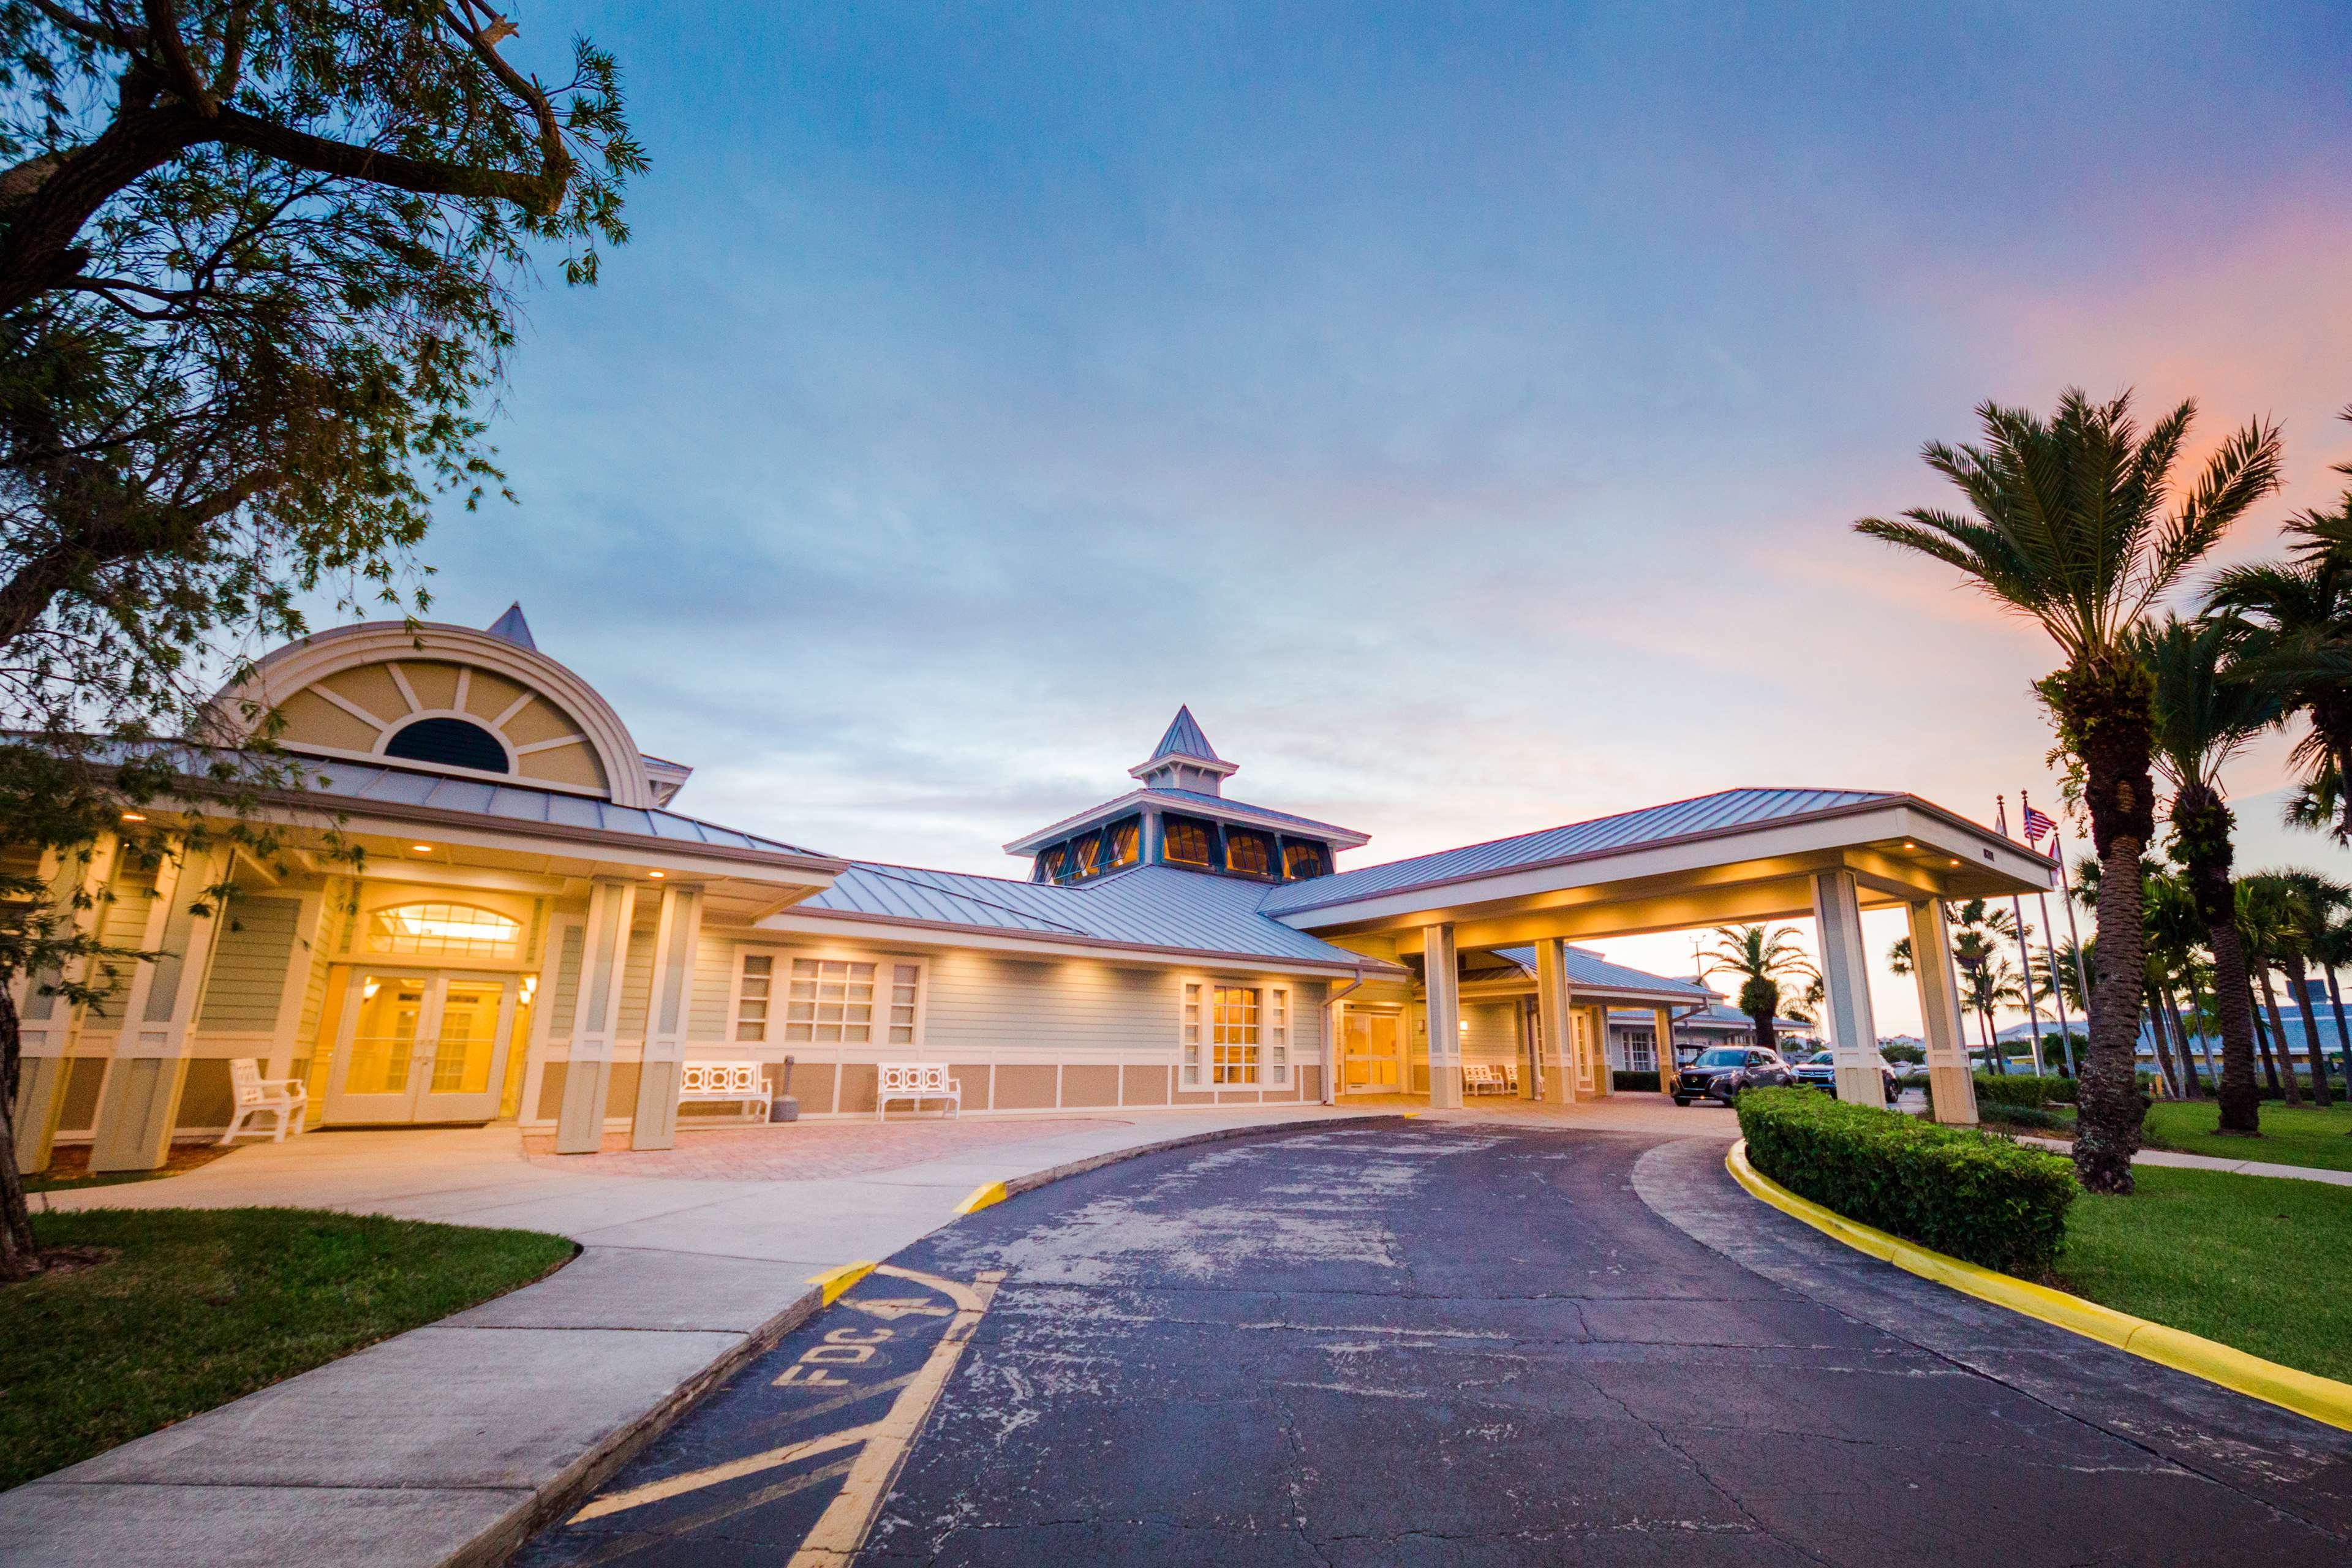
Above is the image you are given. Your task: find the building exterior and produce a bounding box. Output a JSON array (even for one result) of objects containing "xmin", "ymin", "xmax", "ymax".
[{"xmin": 10, "ymin": 609, "xmax": 2054, "ymax": 1175}]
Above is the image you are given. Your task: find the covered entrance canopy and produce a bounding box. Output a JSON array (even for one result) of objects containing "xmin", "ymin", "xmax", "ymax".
[{"xmin": 1264, "ymin": 788, "xmax": 2056, "ymax": 1120}]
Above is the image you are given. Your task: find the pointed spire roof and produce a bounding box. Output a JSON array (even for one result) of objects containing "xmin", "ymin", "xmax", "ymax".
[
  {"xmin": 1149, "ymin": 704, "xmax": 1221, "ymax": 766},
  {"xmin": 484, "ymin": 601, "xmax": 537, "ymax": 652}
]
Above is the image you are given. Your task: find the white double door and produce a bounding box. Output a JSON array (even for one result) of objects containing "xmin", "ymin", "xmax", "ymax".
[{"xmin": 324, "ymin": 968, "xmax": 519, "ymax": 1125}]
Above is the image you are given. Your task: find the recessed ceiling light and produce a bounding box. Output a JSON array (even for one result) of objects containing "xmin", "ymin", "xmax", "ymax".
[
  {"xmin": 1902, "ymin": 841, "xmax": 1917, "ymax": 850},
  {"xmin": 648, "ymin": 870, "xmax": 666, "ymax": 879},
  {"xmin": 119, "ymin": 811, "xmax": 146, "ymax": 823},
  {"xmin": 1948, "ymin": 858, "xmax": 1961, "ymax": 867},
  {"xmin": 411, "ymin": 843, "xmax": 434, "ymax": 854}
]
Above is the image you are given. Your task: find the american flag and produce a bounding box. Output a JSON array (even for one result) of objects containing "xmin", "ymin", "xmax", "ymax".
[{"xmin": 2022, "ymin": 802, "xmax": 2057, "ymax": 847}]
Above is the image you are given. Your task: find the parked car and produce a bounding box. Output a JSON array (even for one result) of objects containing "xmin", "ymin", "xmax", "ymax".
[
  {"xmin": 1791, "ymin": 1050, "xmax": 1902, "ymax": 1104},
  {"xmin": 1674, "ymin": 1046, "xmax": 1798, "ymax": 1106}
]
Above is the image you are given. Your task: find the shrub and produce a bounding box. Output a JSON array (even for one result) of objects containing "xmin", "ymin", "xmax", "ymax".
[
  {"xmin": 1613, "ymin": 1070, "xmax": 1660, "ymax": 1093},
  {"xmin": 1736, "ymin": 1086, "xmax": 2077, "ymax": 1276},
  {"xmin": 1972, "ymin": 1074, "xmax": 2077, "ymax": 1108},
  {"xmin": 1976, "ymin": 1101, "xmax": 2075, "ymax": 1134}
]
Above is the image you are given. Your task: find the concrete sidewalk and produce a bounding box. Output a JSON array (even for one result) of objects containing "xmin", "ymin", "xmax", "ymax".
[
  {"xmin": 1, "ymin": 1107, "xmax": 1384, "ymax": 1567},
  {"xmin": 2015, "ymin": 1133, "xmax": 2352, "ymax": 1186}
]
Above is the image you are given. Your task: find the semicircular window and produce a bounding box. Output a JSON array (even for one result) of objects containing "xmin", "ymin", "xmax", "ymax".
[
  {"xmin": 371, "ymin": 903, "xmax": 522, "ymax": 960},
  {"xmin": 383, "ymin": 716, "xmax": 508, "ymax": 773}
]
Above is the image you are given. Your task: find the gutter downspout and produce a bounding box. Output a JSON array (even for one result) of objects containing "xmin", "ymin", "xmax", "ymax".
[{"xmin": 1324, "ymin": 967, "xmax": 1368, "ymax": 1106}]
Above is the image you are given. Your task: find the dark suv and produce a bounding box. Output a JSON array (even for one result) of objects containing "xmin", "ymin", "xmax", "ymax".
[
  {"xmin": 1673, "ymin": 1046, "xmax": 1798, "ymax": 1106},
  {"xmin": 1792, "ymin": 1050, "xmax": 1902, "ymax": 1105}
]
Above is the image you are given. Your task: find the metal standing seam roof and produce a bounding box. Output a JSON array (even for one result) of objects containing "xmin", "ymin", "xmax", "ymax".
[
  {"xmin": 1145, "ymin": 705, "xmax": 1223, "ymax": 764},
  {"xmin": 1485, "ymin": 946, "xmax": 1719, "ymax": 999},
  {"xmin": 295, "ymin": 756, "xmax": 827, "ymax": 856},
  {"xmin": 1257, "ymin": 787, "xmax": 1902, "ymax": 916},
  {"xmin": 803, "ymin": 862, "xmax": 1389, "ymax": 967},
  {"xmin": 1005, "ymin": 786, "xmax": 1368, "ymax": 854}
]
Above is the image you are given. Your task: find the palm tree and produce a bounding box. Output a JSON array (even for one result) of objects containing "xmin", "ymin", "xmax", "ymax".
[
  {"xmin": 1700, "ymin": 925, "xmax": 1817, "ymax": 1054},
  {"xmin": 2132, "ymin": 611, "xmax": 2275, "ymax": 1129},
  {"xmin": 2309, "ymin": 904, "xmax": 2352, "ymax": 1098},
  {"xmin": 2237, "ymin": 875, "xmax": 2303, "ymax": 1106},
  {"xmin": 1857, "ymin": 388, "xmax": 2283, "ymax": 1191},
  {"xmin": 2271, "ymin": 869, "xmax": 2346, "ymax": 1107},
  {"xmin": 1892, "ymin": 911, "xmax": 2024, "ymax": 1071},
  {"xmin": 2207, "ymin": 408, "xmax": 2352, "ymax": 841}
]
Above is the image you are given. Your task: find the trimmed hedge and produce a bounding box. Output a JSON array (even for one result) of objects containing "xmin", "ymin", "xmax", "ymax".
[
  {"xmin": 1972, "ymin": 1074, "xmax": 2078, "ymax": 1108},
  {"xmin": 1736, "ymin": 1087, "xmax": 2077, "ymax": 1276},
  {"xmin": 1613, "ymin": 1070, "xmax": 1661, "ymax": 1093},
  {"xmin": 1975, "ymin": 1100, "xmax": 2076, "ymax": 1135}
]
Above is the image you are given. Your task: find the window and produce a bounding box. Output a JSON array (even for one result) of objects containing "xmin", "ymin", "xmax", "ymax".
[
  {"xmin": 887, "ymin": 962, "xmax": 921, "ymax": 1044},
  {"xmin": 1069, "ymin": 831, "xmax": 1103, "ymax": 878},
  {"xmin": 1282, "ymin": 840, "xmax": 1330, "ymax": 881},
  {"xmin": 1213, "ymin": 986, "xmax": 1259, "ymax": 1084},
  {"xmin": 1162, "ymin": 815, "xmax": 1214, "ymax": 867},
  {"xmin": 371, "ymin": 902, "xmax": 522, "ymax": 960},
  {"xmin": 1623, "ymin": 1027, "xmax": 1656, "ymax": 1073},
  {"xmin": 1035, "ymin": 843, "xmax": 1070, "ymax": 884},
  {"xmin": 787, "ymin": 958, "xmax": 876, "ymax": 1042},
  {"xmin": 1268, "ymin": 986, "xmax": 1290, "ymax": 1085},
  {"xmin": 1103, "ymin": 816, "xmax": 1140, "ymax": 871},
  {"xmin": 736, "ymin": 954, "xmax": 772, "ymax": 1041},
  {"xmin": 384, "ymin": 716, "xmax": 508, "ymax": 772},
  {"xmin": 1182, "ymin": 982, "xmax": 1204, "ymax": 1085},
  {"xmin": 1224, "ymin": 829, "xmax": 1274, "ymax": 877}
]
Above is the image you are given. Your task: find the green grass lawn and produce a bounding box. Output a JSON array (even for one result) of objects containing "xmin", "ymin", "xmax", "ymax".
[
  {"xmin": 2060, "ymin": 1166, "xmax": 2352, "ymax": 1384},
  {"xmin": 0, "ymin": 1208, "xmax": 573, "ymax": 1490},
  {"xmin": 2141, "ymin": 1099, "xmax": 2352, "ymax": 1173}
]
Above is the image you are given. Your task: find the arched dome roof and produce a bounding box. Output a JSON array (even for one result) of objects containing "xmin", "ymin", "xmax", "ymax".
[{"xmin": 212, "ymin": 615, "xmax": 675, "ymax": 808}]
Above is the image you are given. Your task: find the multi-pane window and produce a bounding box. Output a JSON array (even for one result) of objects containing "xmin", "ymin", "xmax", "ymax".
[
  {"xmin": 1035, "ymin": 843, "xmax": 1071, "ymax": 884},
  {"xmin": 1104, "ymin": 817, "xmax": 1141, "ymax": 871},
  {"xmin": 1623, "ymin": 1027, "xmax": 1656, "ymax": 1073},
  {"xmin": 1069, "ymin": 831, "xmax": 1102, "ymax": 877},
  {"xmin": 1182, "ymin": 982, "xmax": 1204, "ymax": 1085},
  {"xmin": 736, "ymin": 954, "xmax": 773, "ymax": 1041},
  {"xmin": 888, "ymin": 963, "xmax": 921, "ymax": 1044},
  {"xmin": 1282, "ymin": 840, "xmax": 1330, "ymax": 881},
  {"xmin": 1162, "ymin": 816, "xmax": 1213, "ymax": 867},
  {"xmin": 371, "ymin": 902, "xmax": 522, "ymax": 960},
  {"xmin": 1267, "ymin": 986, "xmax": 1290, "ymax": 1085},
  {"xmin": 786, "ymin": 958, "xmax": 875, "ymax": 1042},
  {"xmin": 1224, "ymin": 829, "xmax": 1274, "ymax": 877},
  {"xmin": 1213, "ymin": 986, "xmax": 1260, "ymax": 1084}
]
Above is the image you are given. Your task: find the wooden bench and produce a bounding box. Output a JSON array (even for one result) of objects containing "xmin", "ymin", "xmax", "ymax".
[
  {"xmin": 877, "ymin": 1063, "xmax": 961, "ymax": 1121},
  {"xmin": 220, "ymin": 1058, "xmax": 309, "ymax": 1145},
  {"xmin": 679, "ymin": 1060, "xmax": 769, "ymax": 1117},
  {"xmin": 1462, "ymin": 1061, "xmax": 1520, "ymax": 1096}
]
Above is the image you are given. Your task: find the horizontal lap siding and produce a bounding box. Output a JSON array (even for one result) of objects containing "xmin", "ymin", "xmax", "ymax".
[
  {"xmin": 688, "ymin": 930, "xmax": 735, "ymax": 1042},
  {"xmin": 1463, "ymin": 1000, "xmax": 1520, "ymax": 1062},
  {"xmin": 197, "ymin": 895, "xmax": 301, "ymax": 1033},
  {"xmin": 921, "ymin": 952, "xmax": 1174, "ymax": 1055}
]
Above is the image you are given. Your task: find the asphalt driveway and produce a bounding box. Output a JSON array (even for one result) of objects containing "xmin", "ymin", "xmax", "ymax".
[{"xmin": 520, "ymin": 1120, "xmax": 2352, "ymax": 1566}]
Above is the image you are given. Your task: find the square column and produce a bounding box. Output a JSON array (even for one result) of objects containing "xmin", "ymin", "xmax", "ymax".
[
  {"xmin": 1534, "ymin": 938, "xmax": 1576, "ymax": 1105},
  {"xmin": 1585, "ymin": 1005, "xmax": 1615, "ymax": 1095},
  {"xmin": 1909, "ymin": 898, "xmax": 1979, "ymax": 1125},
  {"xmin": 557, "ymin": 877, "xmax": 636, "ymax": 1154},
  {"xmin": 1653, "ymin": 1005, "xmax": 1679, "ymax": 1097},
  {"xmin": 1424, "ymin": 923, "xmax": 1462, "ymax": 1109},
  {"xmin": 1809, "ymin": 868, "xmax": 1884, "ymax": 1108},
  {"xmin": 89, "ymin": 842, "xmax": 230, "ymax": 1174},
  {"xmin": 630, "ymin": 883, "xmax": 704, "ymax": 1150},
  {"xmin": 12, "ymin": 837, "xmax": 118, "ymax": 1174}
]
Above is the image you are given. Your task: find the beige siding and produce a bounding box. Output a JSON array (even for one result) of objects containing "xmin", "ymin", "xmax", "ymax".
[
  {"xmin": 198, "ymin": 895, "xmax": 301, "ymax": 1032},
  {"xmin": 89, "ymin": 860, "xmax": 159, "ymax": 1014},
  {"xmin": 922, "ymin": 951, "xmax": 1176, "ymax": 1054},
  {"xmin": 1463, "ymin": 998, "xmax": 1521, "ymax": 1062},
  {"xmin": 688, "ymin": 929, "xmax": 736, "ymax": 1042},
  {"xmin": 546, "ymin": 922, "xmax": 587, "ymax": 1036},
  {"xmin": 612, "ymin": 902, "xmax": 660, "ymax": 1042}
]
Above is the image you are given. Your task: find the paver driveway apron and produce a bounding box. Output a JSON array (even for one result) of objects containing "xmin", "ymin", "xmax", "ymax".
[{"xmin": 525, "ymin": 1121, "xmax": 2352, "ymax": 1566}]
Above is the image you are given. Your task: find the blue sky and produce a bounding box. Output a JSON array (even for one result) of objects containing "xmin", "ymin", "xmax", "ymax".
[{"xmin": 405, "ymin": 3, "xmax": 2352, "ymax": 1029}]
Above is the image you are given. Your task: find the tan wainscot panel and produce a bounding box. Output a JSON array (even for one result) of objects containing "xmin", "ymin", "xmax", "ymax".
[
  {"xmin": 837, "ymin": 1062, "xmax": 879, "ymax": 1115},
  {"xmin": 170, "ymin": 1060, "xmax": 237, "ymax": 1131},
  {"xmin": 993, "ymin": 1063, "xmax": 1058, "ymax": 1110},
  {"xmin": 1060, "ymin": 1063, "xmax": 1119, "ymax": 1108},
  {"xmin": 949, "ymin": 1063, "xmax": 993, "ymax": 1110},
  {"xmin": 1121, "ymin": 1064, "xmax": 1170, "ymax": 1106}
]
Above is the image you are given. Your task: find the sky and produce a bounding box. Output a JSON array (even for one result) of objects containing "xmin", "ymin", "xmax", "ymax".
[{"xmin": 383, "ymin": 2, "xmax": 2352, "ymax": 1035}]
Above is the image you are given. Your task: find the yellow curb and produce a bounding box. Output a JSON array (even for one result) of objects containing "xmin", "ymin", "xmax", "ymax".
[
  {"xmin": 954, "ymin": 1180, "xmax": 1009, "ymax": 1216},
  {"xmin": 805, "ymin": 1261, "xmax": 876, "ymax": 1306},
  {"xmin": 1725, "ymin": 1139, "xmax": 2352, "ymax": 1433}
]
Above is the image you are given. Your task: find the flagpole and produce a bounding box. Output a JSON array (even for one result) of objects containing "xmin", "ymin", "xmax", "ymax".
[
  {"xmin": 2056, "ymin": 831, "xmax": 2092, "ymax": 1080},
  {"xmin": 2022, "ymin": 791, "xmax": 2080, "ymax": 1079},
  {"xmin": 1999, "ymin": 796, "xmax": 2047, "ymax": 1077}
]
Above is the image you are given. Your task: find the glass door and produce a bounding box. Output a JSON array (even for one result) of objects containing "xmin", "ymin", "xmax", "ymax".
[
  {"xmin": 324, "ymin": 970, "xmax": 518, "ymax": 1125},
  {"xmin": 1341, "ymin": 1009, "xmax": 1403, "ymax": 1091}
]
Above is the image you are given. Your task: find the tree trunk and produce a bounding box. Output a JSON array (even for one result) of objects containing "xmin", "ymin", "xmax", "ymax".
[
  {"xmin": 2172, "ymin": 783, "xmax": 2258, "ymax": 1131},
  {"xmin": 0, "ymin": 979, "xmax": 39, "ymax": 1281},
  {"xmin": 2250, "ymin": 984, "xmax": 2285, "ymax": 1096},
  {"xmin": 2163, "ymin": 984, "xmax": 2201, "ymax": 1096},
  {"xmin": 2327, "ymin": 967, "xmax": 2352, "ymax": 1102},
  {"xmin": 2257, "ymin": 967, "xmax": 2302, "ymax": 1107},
  {"xmin": 2143, "ymin": 988, "xmax": 2180, "ymax": 1099},
  {"xmin": 1750, "ymin": 1009, "xmax": 1774, "ymax": 1055},
  {"xmin": 2283, "ymin": 954, "xmax": 2335, "ymax": 1109}
]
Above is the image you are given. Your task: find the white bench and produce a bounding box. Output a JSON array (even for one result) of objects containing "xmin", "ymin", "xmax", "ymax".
[
  {"xmin": 220, "ymin": 1058, "xmax": 309, "ymax": 1145},
  {"xmin": 877, "ymin": 1063, "xmax": 960, "ymax": 1121},
  {"xmin": 1462, "ymin": 1061, "xmax": 1520, "ymax": 1096},
  {"xmin": 679, "ymin": 1060, "xmax": 769, "ymax": 1117}
]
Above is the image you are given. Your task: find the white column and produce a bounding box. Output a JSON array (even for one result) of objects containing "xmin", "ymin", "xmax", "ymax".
[
  {"xmin": 1424, "ymin": 923, "xmax": 1462, "ymax": 1109},
  {"xmin": 1653, "ymin": 1005, "xmax": 1679, "ymax": 1098},
  {"xmin": 12, "ymin": 837, "xmax": 118, "ymax": 1174},
  {"xmin": 1809, "ymin": 868, "xmax": 1883, "ymax": 1107},
  {"xmin": 1535, "ymin": 938, "xmax": 1575, "ymax": 1105},
  {"xmin": 89, "ymin": 841, "xmax": 230, "ymax": 1174},
  {"xmin": 1910, "ymin": 898, "xmax": 1978, "ymax": 1125},
  {"xmin": 630, "ymin": 883, "xmax": 704, "ymax": 1150},
  {"xmin": 557, "ymin": 877, "xmax": 636, "ymax": 1154}
]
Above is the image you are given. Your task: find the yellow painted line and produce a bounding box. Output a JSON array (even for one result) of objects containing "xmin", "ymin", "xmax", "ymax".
[
  {"xmin": 1725, "ymin": 1139, "xmax": 2352, "ymax": 1433},
  {"xmin": 806, "ymin": 1261, "xmax": 876, "ymax": 1306},
  {"xmin": 954, "ymin": 1180, "xmax": 1009, "ymax": 1216},
  {"xmin": 570, "ymin": 1425, "xmax": 881, "ymax": 1523},
  {"xmin": 788, "ymin": 1267, "xmax": 1008, "ymax": 1567}
]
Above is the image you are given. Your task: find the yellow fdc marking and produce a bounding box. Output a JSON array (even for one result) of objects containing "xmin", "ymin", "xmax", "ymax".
[
  {"xmin": 954, "ymin": 1180, "xmax": 1009, "ymax": 1215},
  {"xmin": 1724, "ymin": 1139, "xmax": 2352, "ymax": 1433},
  {"xmin": 570, "ymin": 1425, "xmax": 881, "ymax": 1524},
  {"xmin": 807, "ymin": 1261, "xmax": 876, "ymax": 1306}
]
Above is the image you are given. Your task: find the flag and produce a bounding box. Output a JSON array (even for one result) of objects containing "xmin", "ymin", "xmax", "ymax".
[{"xmin": 2022, "ymin": 803, "xmax": 2056, "ymax": 846}]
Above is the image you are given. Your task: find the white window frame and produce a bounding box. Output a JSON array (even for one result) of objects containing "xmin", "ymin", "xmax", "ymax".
[
  {"xmin": 729, "ymin": 946, "xmax": 929, "ymax": 1050},
  {"xmin": 1267, "ymin": 985, "xmax": 1290, "ymax": 1086},
  {"xmin": 1181, "ymin": 981, "xmax": 1204, "ymax": 1086},
  {"xmin": 1622, "ymin": 1027, "xmax": 1656, "ymax": 1074},
  {"xmin": 1212, "ymin": 984, "xmax": 1261, "ymax": 1086}
]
